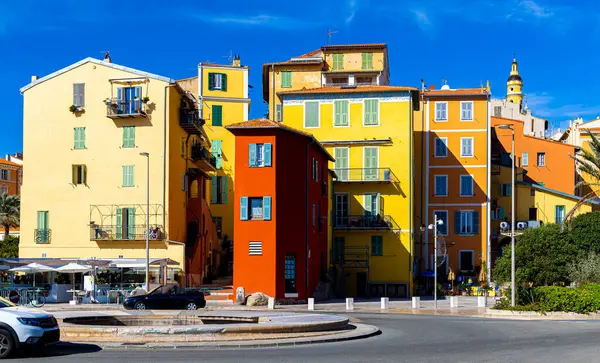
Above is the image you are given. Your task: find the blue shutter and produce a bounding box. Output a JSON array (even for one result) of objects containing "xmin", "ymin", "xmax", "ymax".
[
  {"xmin": 454, "ymin": 211, "xmax": 461, "ymax": 234},
  {"xmin": 221, "ymin": 177, "xmax": 228, "ymax": 204},
  {"xmin": 264, "ymin": 143, "xmax": 272, "ymax": 166},
  {"xmin": 263, "ymin": 196, "xmax": 272, "ymax": 220},
  {"xmin": 116, "ymin": 208, "xmax": 123, "ymax": 239},
  {"xmin": 211, "ymin": 177, "xmax": 218, "ymax": 203},
  {"xmin": 555, "ymin": 206, "xmax": 561, "ymax": 223},
  {"xmin": 473, "ymin": 211, "xmax": 479, "ymax": 234},
  {"xmin": 134, "ymin": 86, "xmax": 142, "ymax": 112},
  {"xmin": 240, "ymin": 197, "xmax": 248, "ymax": 221},
  {"xmin": 249, "ymin": 144, "xmax": 257, "ymax": 167},
  {"xmin": 116, "ymin": 87, "xmax": 123, "ymax": 114},
  {"xmin": 499, "ymin": 207, "xmax": 505, "ymax": 220}
]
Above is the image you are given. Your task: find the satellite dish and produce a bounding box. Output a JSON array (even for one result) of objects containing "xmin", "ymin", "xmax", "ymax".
[
  {"xmin": 500, "ymin": 221, "xmax": 509, "ymax": 230},
  {"xmin": 517, "ymin": 222, "xmax": 528, "ymax": 230}
]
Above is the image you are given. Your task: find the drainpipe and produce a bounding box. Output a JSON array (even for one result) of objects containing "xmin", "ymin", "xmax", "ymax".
[
  {"xmin": 163, "ymin": 86, "xmax": 168, "ymax": 233},
  {"xmin": 420, "ymin": 81, "xmax": 426, "ymax": 275},
  {"xmin": 305, "ymin": 138, "xmax": 315, "ymax": 299},
  {"xmin": 271, "ymin": 64, "xmax": 275, "ymax": 120},
  {"xmin": 408, "ymin": 91, "xmax": 414, "ymax": 295}
]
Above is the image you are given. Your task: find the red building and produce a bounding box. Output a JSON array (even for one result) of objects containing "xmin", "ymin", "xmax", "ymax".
[{"xmin": 226, "ymin": 119, "xmax": 333, "ymax": 300}]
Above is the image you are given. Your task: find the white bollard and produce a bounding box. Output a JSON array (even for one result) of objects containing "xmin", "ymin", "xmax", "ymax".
[
  {"xmin": 308, "ymin": 298, "xmax": 315, "ymax": 311},
  {"xmin": 380, "ymin": 297, "xmax": 389, "ymax": 310},
  {"xmin": 267, "ymin": 297, "xmax": 275, "ymax": 310},
  {"xmin": 346, "ymin": 297, "xmax": 354, "ymax": 311},
  {"xmin": 412, "ymin": 296, "xmax": 420, "ymax": 309},
  {"xmin": 477, "ymin": 296, "xmax": 487, "ymax": 308},
  {"xmin": 450, "ymin": 296, "xmax": 459, "ymax": 308}
]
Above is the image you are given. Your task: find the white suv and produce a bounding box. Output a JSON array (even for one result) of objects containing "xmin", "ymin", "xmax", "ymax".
[{"xmin": 0, "ymin": 297, "xmax": 60, "ymax": 359}]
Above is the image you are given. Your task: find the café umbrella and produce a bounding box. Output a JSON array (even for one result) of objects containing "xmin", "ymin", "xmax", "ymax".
[
  {"xmin": 55, "ymin": 263, "xmax": 92, "ymax": 302},
  {"xmin": 10, "ymin": 263, "xmax": 56, "ymax": 287}
]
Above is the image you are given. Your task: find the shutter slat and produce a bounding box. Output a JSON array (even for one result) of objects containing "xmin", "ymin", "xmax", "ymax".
[
  {"xmin": 264, "ymin": 196, "xmax": 272, "ymax": 220},
  {"xmin": 264, "ymin": 143, "xmax": 272, "ymax": 166},
  {"xmin": 211, "ymin": 177, "xmax": 218, "ymax": 204},
  {"xmin": 221, "ymin": 176, "xmax": 228, "ymax": 204},
  {"xmin": 240, "ymin": 197, "xmax": 248, "ymax": 220}
]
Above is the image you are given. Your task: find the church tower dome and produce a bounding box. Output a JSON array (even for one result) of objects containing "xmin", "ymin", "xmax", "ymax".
[{"xmin": 506, "ymin": 57, "xmax": 524, "ymax": 109}]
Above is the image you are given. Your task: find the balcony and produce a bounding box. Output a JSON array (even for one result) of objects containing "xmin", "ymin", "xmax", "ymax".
[
  {"xmin": 180, "ymin": 108, "xmax": 205, "ymax": 135},
  {"xmin": 334, "ymin": 215, "xmax": 398, "ymax": 231},
  {"xmin": 191, "ymin": 145, "xmax": 217, "ymax": 172},
  {"xmin": 106, "ymin": 98, "xmax": 147, "ymax": 118},
  {"xmin": 324, "ymin": 82, "xmax": 377, "ymax": 87},
  {"xmin": 335, "ymin": 168, "xmax": 395, "ymax": 183},
  {"xmin": 34, "ymin": 229, "xmax": 51, "ymax": 243},
  {"xmin": 491, "ymin": 164, "xmax": 501, "ymax": 175},
  {"xmin": 90, "ymin": 224, "xmax": 164, "ymax": 241}
]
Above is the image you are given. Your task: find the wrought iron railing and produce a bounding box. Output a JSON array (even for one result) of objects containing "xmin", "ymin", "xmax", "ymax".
[
  {"xmin": 334, "ymin": 215, "xmax": 397, "ymax": 230},
  {"xmin": 34, "ymin": 229, "xmax": 51, "ymax": 243},
  {"xmin": 90, "ymin": 224, "xmax": 164, "ymax": 241},
  {"xmin": 324, "ymin": 82, "xmax": 376, "ymax": 87},
  {"xmin": 191, "ymin": 145, "xmax": 217, "ymax": 168},
  {"xmin": 179, "ymin": 109, "xmax": 204, "ymax": 131},
  {"xmin": 106, "ymin": 98, "xmax": 145, "ymax": 116},
  {"xmin": 334, "ymin": 168, "xmax": 394, "ymax": 182}
]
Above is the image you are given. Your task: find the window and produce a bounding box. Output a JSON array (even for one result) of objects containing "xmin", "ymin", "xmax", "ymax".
[
  {"xmin": 537, "ymin": 152, "xmax": 546, "ymax": 166},
  {"xmin": 334, "ymin": 100, "xmax": 349, "ymax": 127},
  {"xmin": 435, "ymin": 102, "xmax": 447, "ymax": 121},
  {"xmin": 249, "ymin": 143, "xmax": 272, "ymax": 167},
  {"xmin": 459, "ymin": 250, "xmax": 474, "ymax": 272},
  {"xmin": 356, "ymin": 76, "xmax": 373, "ymax": 85},
  {"xmin": 331, "ymin": 77, "xmax": 348, "ymax": 85},
  {"xmin": 460, "ymin": 175, "xmax": 474, "ymax": 196},
  {"xmin": 122, "ymin": 165, "xmax": 134, "ymax": 187},
  {"xmin": 364, "ymin": 146, "xmax": 379, "ymax": 180},
  {"xmin": 332, "ymin": 54, "xmax": 344, "ymax": 70},
  {"xmin": 491, "ymin": 207, "xmax": 505, "ymax": 221},
  {"xmin": 212, "ymin": 140, "xmax": 223, "ymax": 169},
  {"xmin": 522, "ymin": 152, "xmax": 529, "ymax": 167},
  {"xmin": 284, "ymin": 254, "xmax": 297, "ymax": 295},
  {"xmin": 460, "ymin": 101, "xmax": 473, "ymax": 121},
  {"xmin": 0, "ymin": 170, "xmax": 7, "ymax": 181},
  {"xmin": 249, "ymin": 242, "xmax": 263, "ymax": 256},
  {"xmin": 494, "ymin": 106, "xmax": 502, "ymax": 116},
  {"xmin": 122, "ymin": 126, "xmax": 135, "ymax": 148},
  {"xmin": 116, "ymin": 86, "xmax": 142, "ymax": 114},
  {"xmin": 312, "ymin": 158, "xmax": 319, "ymax": 182},
  {"xmin": 213, "ymin": 216, "xmax": 223, "ymax": 238},
  {"xmin": 208, "ymin": 73, "xmax": 227, "ymax": 91},
  {"xmin": 74, "ymin": 127, "xmax": 86, "ymax": 149},
  {"xmin": 434, "ymin": 137, "xmax": 448, "ymax": 157},
  {"xmin": 456, "ymin": 211, "xmax": 478, "ymax": 235},
  {"xmin": 0, "ymin": 185, "xmax": 7, "ymax": 195},
  {"xmin": 276, "ymin": 104, "xmax": 282, "ymax": 122},
  {"xmin": 335, "ymin": 194, "xmax": 349, "ymax": 226},
  {"xmin": 334, "ymin": 147, "xmax": 349, "ymax": 181},
  {"xmin": 529, "ymin": 208, "xmax": 538, "ymax": 220},
  {"xmin": 460, "ymin": 137, "xmax": 474, "ymax": 157},
  {"xmin": 212, "ymin": 105, "xmax": 223, "ymax": 126},
  {"xmin": 211, "ymin": 176, "xmax": 228, "ymax": 204},
  {"xmin": 434, "ymin": 175, "xmax": 448, "ymax": 196},
  {"xmin": 281, "ymin": 71, "xmax": 292, "ymax": 88},
  {"xmin": 73, "ymin": 83, "xmax": 85, "ymax": 107},
  {"xmin": 304, "ymin": 101, "xmax": 319, "ymax": 128},
  {"xmin": 371, "ymin": 236, "xmax": 383, "ymax": 256},
  {"xmin": 240, "ymin": 196, "xmax": 271, "ymax": 221},
  {"xmin": 501, "ymin": 184, "xmax": 511, "ymax": 196},
  {"xmin": 362, "ymin": 52, "xmax": 373, "ymax": 69},
  {"xmin": 363, "ymin": 99, "xmax": 379, "ymax": 126},
  {"xmin": 530, "ymin": 188, "xmax": 535, "ymax": 196},
  {"xmin": 312, "ymin": 204, "xmax": 316, "ymax": 226},
  {"xmin": 364, "ymin": 193, "xmax": 380, "ymax": 216},
  {"xmin": 555, "ymin": 205, "xmax": 566, "ymax": 224},
  {"xmin": 36, "ymin": 211, "xmax": 49, "ymax": 243},
  {"xmin": 72, "ymin": 165, "xmax": 87, "ymax": 185},
  {"xmin": 116, "ymin": 207, "xmax": 136, "ymax": 240},
  {"xmin": 433, "ymin": 210, "xmax": 448, "ymax": 235}
]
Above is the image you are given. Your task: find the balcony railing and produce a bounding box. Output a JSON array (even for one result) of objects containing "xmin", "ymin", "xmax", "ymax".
[
  {"xmin": 180, "ymin": 109, "xmax": 205, "ymax": 134},
  {"xmin": 335, "ymin": 168, "xmax": 394, "ymax": 183},
  {"xmin": 34, "ymin": 229, "xmax": 51, "ymax": 243},
  {"xmin": 106, "ymin": 98, "xmax": 147, "ymax": 118},
  {"xmin": 191, "ymin": 145, "xmax": 217, "ymax": 170},
  {"xmin": 90, "ymin": 224, "xmax": 164, "ymax": 241},
  {"xmin": 324, "ymin": 82, "xmax": 376, "ymax": 87},
  {"xmin": 334, "ymin": 215, "xmax": 397, "ymax": 230}
]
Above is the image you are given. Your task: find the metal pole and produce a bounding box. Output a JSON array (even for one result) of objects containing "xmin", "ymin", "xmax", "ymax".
[
  {"xmin": 145, "ymin": 154, "xmax": 150, "ymax": 292},
  {"xmin": 434, "ymin": 214, "xmax": 438, "ymax": 309},
  {"xmin": 511, "ymin": 130, "xmax": 516, "ymax": 307}
]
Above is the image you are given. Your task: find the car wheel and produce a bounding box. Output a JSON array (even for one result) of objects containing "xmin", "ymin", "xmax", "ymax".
[
  {"xmin": 186, "ymin": 302, "xmax": 198, "ymax": 310},
  {"xmin": 0, "ymin": 329, "xmax": 15, "ymax": 359},
  {"xmin": 134, "ymin": 302, "xmax": 146, "ymax": 310}
]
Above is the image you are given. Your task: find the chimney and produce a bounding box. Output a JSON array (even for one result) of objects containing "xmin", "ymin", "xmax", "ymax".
[
  {"xmin": 428, "ymin": 84, "xmax": 436, "ymax": 90},
  {"xmin": 232, "ymin": 54, "xmax": 241, "ymax": 67},
  {"xmin": 104, "ymin": 52, "xmax": 112, "ymax": 63},
  {"xmin": 31, "ymin": 75, "xmax": 38, "ymax": 82}
]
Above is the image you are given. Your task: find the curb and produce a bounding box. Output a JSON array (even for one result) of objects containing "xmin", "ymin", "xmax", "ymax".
[{"xmin": 484, "ymin": 309, "xmax": 600, "ymax": 320}]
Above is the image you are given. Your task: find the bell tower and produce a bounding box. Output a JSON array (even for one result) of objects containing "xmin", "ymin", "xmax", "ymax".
[{"xmin": 506, "ymin": 57, "xmax": 523, "ymax": 109}]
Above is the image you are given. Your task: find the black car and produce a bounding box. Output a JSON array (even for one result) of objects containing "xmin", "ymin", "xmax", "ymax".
[{"xmin": 123, "ymin": 285, "xmax": 206, "ymax": 310}]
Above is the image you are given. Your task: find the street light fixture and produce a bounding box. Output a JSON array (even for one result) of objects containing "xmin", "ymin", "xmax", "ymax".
[
  {"xmin": 498, "ymin": 124, "xmax": 516, "ymax": 307},
  {"xmin": 428, "ymin": 216, "xmax": 444, "ymax": 309},
  {"xmin": 139, "ymin": 152, "xmax": 150, "ymax": 292}
]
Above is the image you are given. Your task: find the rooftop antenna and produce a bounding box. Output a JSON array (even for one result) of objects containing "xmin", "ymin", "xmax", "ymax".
[
  {"xmin": 100, "ymin": 50, "xmax": 111, "ymax": 63},
  {"xmin": 327, "ymin": 28, "xmax": 338, "ymax": 44},
  {"xmin": 222, "ymin": 50, "xmax": 234, "ymax": 63}
]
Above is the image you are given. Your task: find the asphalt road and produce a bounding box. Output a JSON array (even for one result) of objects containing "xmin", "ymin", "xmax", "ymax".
[{"xmin": 14, "ymin": 313, "xmax": 600, "ymax": 362}]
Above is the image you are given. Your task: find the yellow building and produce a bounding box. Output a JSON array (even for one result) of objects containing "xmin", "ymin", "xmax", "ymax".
[
  {"xmin": 264, "ymin": 43, "xmax": 417, "ymax": 298},
  {"xmin": 20, "ymin": 55, "xmax": 216, "ymax": 285},
  {"xmin": 506, "ymin": 57, "xmax": 523, "ymax": 107}
]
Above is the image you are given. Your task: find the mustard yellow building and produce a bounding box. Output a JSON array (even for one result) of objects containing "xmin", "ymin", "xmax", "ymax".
[
  {"xmin": 20, "ymin": 55, "xmax": 217, "ymax": 285},
  {"xmin": 264, "ymin": 43, "xmax": 418, "ymax": 298}
]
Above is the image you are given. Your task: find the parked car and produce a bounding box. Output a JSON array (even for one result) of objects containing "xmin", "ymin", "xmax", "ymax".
[
  {"xmin": 0, "ymin": 297, "xmax": 60, "ymax": 359},
  {"xmin": 123, "ymin": 285, "xmax": 206, "ymax": 310}
]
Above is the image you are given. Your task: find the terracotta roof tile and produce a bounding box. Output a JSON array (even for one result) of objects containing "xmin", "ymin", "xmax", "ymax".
[
  {"xmin": 278, "ymin": 85, "xmax": 417, "ymax": 95},
  {"xmin": 321, "ymin": 43, "xmax": 387, "ymax": 51},
  {"xmin": 423, "ymin": 88, "xmax": 490, "ymax": 97},
  {"xmin": 0, "ymin": 158, "xmax": 21, "ymax": 167},
  {"xmin": 297, "ymin": 49, "xmax": 322, "ymax": 58}
]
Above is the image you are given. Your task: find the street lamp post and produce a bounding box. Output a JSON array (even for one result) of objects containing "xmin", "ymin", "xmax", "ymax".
[
  {"xmin": 428, "ymin": 215, "xmax": 444, "ymax": 309},
  {"xmin": 498, "ymin": 124, "xmax": 516, "ymax": 307},
  {"xmin": 140, "ymin": 152, "xmax": 150, "ymax": 292}
]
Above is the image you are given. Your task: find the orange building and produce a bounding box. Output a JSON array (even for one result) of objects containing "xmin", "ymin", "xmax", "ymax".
[
  {"xmin": 417, "ymin": 85, "xmax": 491, "ymax": 282},
  {"xmin": 492, "ymin": 116, "xmax": 576, "ymax": 195},
  {"xmin": 0, "ymin": 158, "xmax": 22, "ymax": 196},
  {"xmin": 226, "ymin": 119, "xmax": 333, "ymax": 300}
]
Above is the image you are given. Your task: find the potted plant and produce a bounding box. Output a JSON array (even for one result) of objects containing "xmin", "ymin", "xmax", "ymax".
[
  {"xmin": 69, "ymin": 105, "xmax": 83, "ymax": 113},
  {"xmin": 142, "ymin": 96, "xmax": 150, "ymax": 104}
]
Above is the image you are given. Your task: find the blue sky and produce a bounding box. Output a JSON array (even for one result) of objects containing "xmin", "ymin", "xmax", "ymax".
[{"xmin": 1, "ymin": 0, "xmax": 600, "ymax": 157}]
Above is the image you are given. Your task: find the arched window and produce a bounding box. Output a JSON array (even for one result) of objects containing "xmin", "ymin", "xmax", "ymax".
[
  {"xmin": 0, "ymin": 185, "xmax": 8, "ymax": 195},
  {"xmin": 190, "ymin": 180, "xmax": 198, "ymax": 199}
]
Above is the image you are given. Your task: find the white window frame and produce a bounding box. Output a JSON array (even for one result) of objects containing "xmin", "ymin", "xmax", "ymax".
[
  {"xmin": 537, "ymin": 152, "xmax": 546, "ymax": 167},
  {"xmin": 459, "ymin": 210, "xmax": 475, "ymax": 235},
  {"xmin": 460, "ymin": 175, "xmax": 474, "ymax": 197},
  {"xmin": 303, "ymin": 101, "xmax": 320, "ymax": 129},
  {"xmin": 460, "ymin": 137, "xmax": 474, "ymax": 157},
  {"xmin": 213, "ymin": 73, "xmax": 223, "ymax": 90},
  {"xmin": 434, "ymin": 175, "xmax": 448, "ymax": 197},
  {"xmin": 458, "ymin": 250, "xmax": 475, "ymax": 272},
  {"xmin": 362, "ymin": 98, "xmax": 380, "ymax": 127},
  {"xmin": 434, "ymin": 137, "xmax": 448, "ymax": 158},
  {"xmin": 433, "ymin": 210, "xmax": 448, "ymax": 236},
  {"xmin": 460, "ymin": 101, "xmax": 474, "ymax": 121},
  {"xmin": 434, "ymin": 101, "xmax": 448, "ymax": 122},
  {"xmin": 256, "ymin": 144, "xmax": 265, "ymax": 167},
  {"xmin": 522, "ymin": 152, "xmax": 529, "ymax": 167}
]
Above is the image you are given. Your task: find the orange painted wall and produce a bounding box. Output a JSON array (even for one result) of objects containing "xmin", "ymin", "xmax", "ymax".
[{"xmin": 0, "ymin": 159, "xmax": 22, "ymax": 196}]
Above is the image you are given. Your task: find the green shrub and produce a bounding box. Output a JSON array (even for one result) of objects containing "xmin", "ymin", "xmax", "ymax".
[
  {"xmin": 568, "ymin": 253, "xmax": 600, "ymax": 285},
  {"xmin": 496, "ymin": 284, "xmax": 600, "ymax": 314}
]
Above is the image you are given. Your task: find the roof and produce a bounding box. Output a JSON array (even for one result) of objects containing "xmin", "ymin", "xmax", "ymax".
[
  {"xmin": 423, "ymin": 88, "xmax": 490, "ymax": 97},
  {"xmin": 297, "ymin": 49, "xmax": 322, "ymax": 58},
  {"xmin": 508, "ymin": 74, "xmax": 523, "ymax": 82},
  {"xmin": 225, "ymin": 119, "xmax": 335, "ymax": 161},
  {"xmin": 199, "ymin": 62, "xmax": 249, "ymax": 69},
  {"xmin": 20, "ymin": 58, "xmax": 174, "ymax": 93},
  {"xmin": 491, "ymin": 116, "xmax": 525, "ymax": 124},
  {"xmin": 278, "ymin": 85, "xmax": 417, "ymax": 96},
  {"xmin": 0, "ymin": 158, "xmax": 21, "ymax": 168},
  {"xmin": 321, "ymin": 43, "xmax": 387, "ymax": 51},
  {"xmin": 517, "ymin": 181, "xmax": 599, "ymax": 204}
]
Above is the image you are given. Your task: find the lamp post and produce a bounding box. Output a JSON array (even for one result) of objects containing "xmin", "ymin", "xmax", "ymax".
[
  {"xmin": 498, "ymin": 124, "xmax": 516, "ymax": 307},
  {"xmin": 428, "ymin": 215, "xmax": 444, "ymax": 309},
  {"xmin": 140, "ymin": 152, "xmax": 150, "ymax": 291}
]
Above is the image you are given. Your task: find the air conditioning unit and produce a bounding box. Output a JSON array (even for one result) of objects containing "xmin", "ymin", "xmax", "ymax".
[
  {"xmin": 500, "ymin": 221, "xmax": 509, "ymax": 230},
  {"xmin": 528, "ymin": 220, "xmax": 541, "ymax": 228},
  {"xmin": 517, "ymin": 221, "xmax": 528, "ymax": 230}
]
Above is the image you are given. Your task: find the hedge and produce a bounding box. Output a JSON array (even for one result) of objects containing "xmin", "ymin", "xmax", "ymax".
[{"xmin": 497, "ymin": 284, "xmax": 600, "ymax": 314}]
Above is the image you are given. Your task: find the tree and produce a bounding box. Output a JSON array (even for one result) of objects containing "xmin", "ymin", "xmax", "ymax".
[
  {"xmin": 218, "ymin": 234, "xmax": 233, "ymax": 277},
  {"xmin": 0, "ymin": 236, "xmax": 18, "ymax": 258},
  {"xmin": 0, "ymin": 194, "xmax": 19, "ymax": 239},
  {"xmin": 569, "ymin": 212, "xmax": 600, "ymax": 254},
  {"xmin": 568, "ymin": 252, "xmax": 600, "ymax": 285}
]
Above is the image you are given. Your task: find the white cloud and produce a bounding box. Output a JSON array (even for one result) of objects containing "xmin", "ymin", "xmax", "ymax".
[
  {"xmin": 193, "ymin": 12, "xmax": 316, "ymax": 30},
  {"xmin": 519, "ymin": 0, "xmax": 554, "ymax": 18},
  {"xmin": 410, "ymin": 9, "xmax": 432, "ymax": 32},
  {"xmin": 346, "ymin": 0, "xmax": 357, "ymax": 24},
  {"xmin": 527, "ymin": 92, "xmax": 600, "ymax": 119}
]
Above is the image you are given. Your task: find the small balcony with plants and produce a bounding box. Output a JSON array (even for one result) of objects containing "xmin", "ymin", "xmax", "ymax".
[
  {"xmin": 334, "ymin": 168, "xmax": 396, "ymax": 183},
  {"xmin": 105, "ymin": 97, "xmax": 148, "ymax": 118},
  {"xmin": 334, "ymin": 215, "xmax": 398, "ymax": 231},
  {"xmin": 191, "ymin": 144, "xmax": 217, "ymax": 172},
  {"xmin": 89, "ymin": 204, "xmax": 164, "ymax": 242}
]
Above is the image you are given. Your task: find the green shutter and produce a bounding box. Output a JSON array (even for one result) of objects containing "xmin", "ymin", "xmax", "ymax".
[
  {"xmin": 334, "ymin": 100, "xmax": 348, "ymax": 126},
  {"xmin": 361, "ymin": 53, "xmax": 373, "ymax": 69},
  {"xmin": 371, "ymin": 236, "xmax": 383, "ymax": 256},
  {"xmin": 213, "ymin": 140, "xmax": 222, "ymax": 169},
  {"xmin": 128, "ymin": 208, "xmax": 136, "ymax": 240},
  {"xmin": 123, "ymin": 127, "xmax": 135, "ymax": 148},
  {"xmin": 364, "ymin": 194, "xmax": 373, "ymax": 215},
  {"xmin": 335, "ymin": 148, "xmax": 349, "ymax": 181},
  {"xmin": 333, "ymin": 54, "xmax": 344, "ymax": 70},
  {"xmin": 74, "ymin": 128, "xmax": 85, "ymax": 149},
  {"xmin": 116, "ymin": 208, "xmax": 123, "ymax": 239},
  {"xmin": 222, "ymin": 73, "xmax": 227, "ymax": 91},
  {"xmin": 221, "ymin": 176, "xmax": 228, "ymax": 204},
  {"xmin": 208, "ymin": 73, "xmax": 215, "ymax": 90},
  {"xmin": 305, "ymin": 102, "xmax": 319, "ymax": 128},
  {"xmin": 123, "ymin": 166, "xmax": 134, "ymax": 187},
  {"xmin": 212, "ymin": 105, "xmax": 223, "ymax": 126},
  {"xmin": 364, "ymin": 147, "xmax": 378, "ymax": 180},
  {"xmin": 211, "ymin": 177, "xmax": 218, "ymax": 204},
  {"xmin": 364, "ymin": 100, "xmax": 378, "ymax": 125},
  {"xmin": 281, "ymin": 71, "xmax": 292, "ymax": 88}
]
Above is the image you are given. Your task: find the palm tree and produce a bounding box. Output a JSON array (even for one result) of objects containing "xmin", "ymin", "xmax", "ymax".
[{"xmin": 0, "ymin": 194, "xmax": 20, "ymax": 239}]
